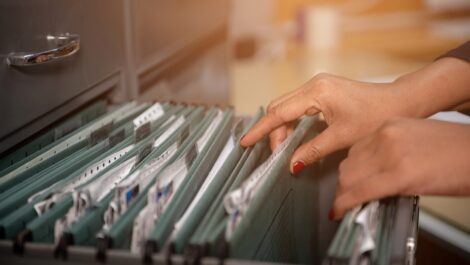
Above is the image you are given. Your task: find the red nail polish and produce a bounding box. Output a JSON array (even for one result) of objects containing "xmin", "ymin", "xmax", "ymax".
[
  {"xmin": 328, "ymin": 208, "xmax": 335, "ymax": 220},
  {"xmin": 292, "ymin": 161, "xmax": 305, "ymax": 175}
]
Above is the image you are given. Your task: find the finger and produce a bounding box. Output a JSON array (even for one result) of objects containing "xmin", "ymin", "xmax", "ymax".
[
  {"xmin": 286, "ymin": 122, "xmax": 295, "ymax": 137},
  {"xmin": 269, "ymin": 126, "xmax": 287, "ymax": 151},
  {"xmin": 347, "ymin": 133, "xmax": 376, "ymax": 157},
  {"xmin": 337, "ymin": 159, "xmax": 378, "ymax": 196},
  {"xmin": 337, "ymin": 138, "xmax": 379, "ymax": 194},
  {"xmin": 290, "ymin": 125, "xmax": 343, "ymax": 173},
  {"xmin": 270, "ymin": 121, "xmax": 297, "ymax": 151},
  {"xmin": 266, "ymin": 78, "xmax": 321, "ymax": 111},
  {"xmin": 267, "ymin": 88, "xmax": 304, "ymax": 110},
  {"xmin": 243, "ymin": 88, "xmax": 304, "ymax": 149},
  {"xmin": 332, "ymin": 172, "xmax": 400, "ymax": 219},
  {"xmin": 240, "ymin": 93, "xmax": 321, "ymax": 147}
]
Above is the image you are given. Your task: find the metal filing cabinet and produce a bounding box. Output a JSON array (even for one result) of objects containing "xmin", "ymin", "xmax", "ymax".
[
  {"xmin": 0, "ymin": 0, "xmax": 231, "ymax": 154},
  {"xmin": 127, "ymin": 0, "xmax": 230, "ymax": 103},
  {"xmin": 0, "ymin": 0, "xmax": 125, "ymax": 153}
]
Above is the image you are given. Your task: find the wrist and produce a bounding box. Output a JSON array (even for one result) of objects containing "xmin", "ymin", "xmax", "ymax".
[
  {"xmin": 392, "ymin": 58, "xmax": 470, "ymax": 118},
  {"xmin": 384, "ymin": 78, "xmax": 427, "ymax": 118}
]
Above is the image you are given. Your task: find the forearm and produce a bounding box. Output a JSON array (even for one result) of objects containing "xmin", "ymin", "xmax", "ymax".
[{"xmin": 393, "ymin": 57, "xmax": 470, "ymax": 118}]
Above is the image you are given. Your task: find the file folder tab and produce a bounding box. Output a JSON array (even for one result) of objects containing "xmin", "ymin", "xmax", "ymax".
[{"xmin": 89, "ymin": 122, "xmax": 113, "ymax": 146}]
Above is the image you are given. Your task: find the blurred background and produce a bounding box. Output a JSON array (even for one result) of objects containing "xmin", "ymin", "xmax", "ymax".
[
  {"xmin": 226, "ymin": 0, "xmax": 470, "ymax": 264},
  {"xmin": 228, "ymin": 0, "xmax": 470, "ymax": 113}
]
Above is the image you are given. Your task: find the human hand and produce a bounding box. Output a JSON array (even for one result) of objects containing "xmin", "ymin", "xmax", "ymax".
[
  {"xmin": 240, "ymin": 73, "xmax": 415, "ymax": 173},
  {"xmin": 331, "ymin": 117, "xmax": 470, "ymax": 220}
]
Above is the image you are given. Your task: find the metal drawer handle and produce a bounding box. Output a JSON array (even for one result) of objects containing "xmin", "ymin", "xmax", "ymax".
[{"xmin": 6, "ymin": 34, "xmax": 80, "ymax": 66}]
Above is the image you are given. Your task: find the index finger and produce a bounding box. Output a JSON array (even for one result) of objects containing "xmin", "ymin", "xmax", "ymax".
[{"xmin": 240, "ymin": 92, "xmax": 320, "ymax": 147}]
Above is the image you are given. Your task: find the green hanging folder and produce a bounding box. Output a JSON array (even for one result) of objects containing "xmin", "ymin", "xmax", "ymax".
[
  {"xmin": 323, "ymin": 197, "xmax": 417, "ymax": 265},
  {"xmin": 98, "ymin": 107, "xmax": 225, "ymax": 253},
  {"xmin": 0, "ymin": 99, "xmax": 421, "ymax": 265},
  {"xmin": 222, "ymin": 115, "xmax": 317, "ymax": 264},
  {"xmin": 66, "ymin": 193, "xmax": 114, "ymax": 247},
  {"xmin": 100, "ymin": 108, "xmax": 227, "ymax": 251},
  {"xmin": 0, "ymin": 102, "xmax": 148, "ymax": 193},
  {"xmin": 121, "ymin": 105, "xmax": 198, "ymax": 175},
  {"xmin": 12, "ymin": 139, "xmax": 135, "ymax": 243},
  {"xmin": 0, "ymin": 146, "xmax": 88, "ymax": 203},
  {"xmin": 186, "ymin": 136, "xmax": 269, "ymax": 260},
  {"xmin": 0, "ymin": 137, "xmax": 131, "ymax": 240},
  {"xmin": 14, "ymin": 104, "xmax": 185, "ymax": 244},
  {"xmin": 0, "ymin": 100, "xmax": 107, "ymax": 172},
  {"xmin": 190, "ymin": 137, "xmax": 269, "ymax": 260},
  {"xmin": 204, "ymin": 218, "xmax": 227, "ymax": 257},
  {"xmin": 187, "ymin": 148, "xmax": 251, "ymax": 255},
  {"xmin": 0, "ymin": 141, "xmax": 96, "ymax": 238},
  {"xmin": 98, "ymin": 106, "xmax": 222, "ymax": 248},
  {"xmin": 60, "ymin": 106, "xmax": 210, "ymax": 250},
  {"xmin": 0, "ymin": 103, "xmax": 177, "ymax": 240},
  {"xmin": 0, "ymin": 101, "xmax": 140, "ymax": 184},
  {"xmin": 0, "ymin": 101, "xmax": 154, "ymax": 217},
  {"xmin": 326, "ymin": 211, "xmax": 353, "ymax": 261},
  {"xmin": 0, "ymin": 141, "xmax": 109, "ymax": 218},
  {"xmin": 24, "ymin": 195, "xmax": 74, "ymax": 243},
  {"xmin": 171, "ymin": 108, "xmax": 265, "ymax": 253},
  {"xmin": 58, "ymin": 102, "xmax": 181, "ymax": 199},
  {"xmin": 144, "ymin": 108, "xmax": 234, "ymax": 253}
]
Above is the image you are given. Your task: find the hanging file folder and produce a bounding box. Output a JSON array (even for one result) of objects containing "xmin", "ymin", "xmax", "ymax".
[
  {"xmin": 0, "ymin": 100, "xmax": 420, "ymax": 265},
  {"xmin": 170, "ymin": 108, "xmax": 266, "ymax": 254},
  {"xmin": 0, "ymin": 100, "xmax": 107, "ymax": 171}
]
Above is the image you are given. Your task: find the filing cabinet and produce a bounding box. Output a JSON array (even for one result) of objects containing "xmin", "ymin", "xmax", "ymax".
[
  {"xmin": 128, "ymin": 0, "xmax": 230, "ymax": 101},
  {"xmin": 0, "ymin": 1, "xmax": 125, "ymax": 153},
  {"xmin": 0, "ymin": 0, "xmax": 230, "ymax": 154},
  {"xmin": 131, "ymin": 0, "xmax": 229, "ymax": 69}
]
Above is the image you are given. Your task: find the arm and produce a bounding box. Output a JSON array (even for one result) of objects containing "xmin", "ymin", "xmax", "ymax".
[
  {"xmin": 393, "ymin": 56, "xmax": 470, "ymax": 117},
  {"xmin": 240, "ymin": 42, "xmax": 470, "ymax": 173}
]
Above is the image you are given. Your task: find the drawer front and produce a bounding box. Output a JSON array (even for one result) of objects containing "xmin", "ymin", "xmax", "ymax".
[
  {"xmin": 0, "ymin": 0, "xmax": 124, "ymax": 139},
  {"xmin": 133, "ymin": 0, "xmax": 229, "ymax": 69},
  {"xmin": 139, "ymin": 41, "xmax": 229, "ymax": 106}
]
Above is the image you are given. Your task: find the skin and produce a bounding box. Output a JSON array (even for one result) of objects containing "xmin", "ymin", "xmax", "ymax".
[
  {"xmin": 334, "ymin": 117, "xmax": 470, "ymax": 219},
  {"xmin": 240, "ymin": 57, "xmax": 470, "ymax": 219}
]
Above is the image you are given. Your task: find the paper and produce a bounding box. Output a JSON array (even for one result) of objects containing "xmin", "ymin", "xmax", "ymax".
[
  {"xmin": 103, "ymin": 142, "xmax": 179, "ymax": 230},
  {"xmin": 133, "ymin": 103, "xmax": 164, "ymax": 129},
  {"xmin": 224, "ymin": 132, "xmax": 294, "ymax": 238},
  {"xmin": 153, "ymin": 116, "xmax": 185, "ymax": 148},
  {"xmin": 174, "ymin": 134, "xmax": 236, "ymax": 233}
]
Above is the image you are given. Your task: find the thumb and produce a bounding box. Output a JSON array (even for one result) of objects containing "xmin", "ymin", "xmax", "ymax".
[{"xmin": 290, "ymin": 125, "xmax": 343, "ymax": 174}]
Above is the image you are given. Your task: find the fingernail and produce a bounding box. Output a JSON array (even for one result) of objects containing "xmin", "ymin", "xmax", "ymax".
[
  {"xmin": 328, "ymin": 208, "xmax": 335, "ymax": 221},
  {"xmin": 292, "ymin": 161, "xmax": 305, "ymax": 175},
  {"xmin": 239, "ymin": 134, "xmax": 246, "ymax": 143}
]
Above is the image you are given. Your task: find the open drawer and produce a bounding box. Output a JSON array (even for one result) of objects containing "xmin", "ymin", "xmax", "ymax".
[{"xmin": 0, "ymin": 101, "xmax": 419, "ymax": 265}]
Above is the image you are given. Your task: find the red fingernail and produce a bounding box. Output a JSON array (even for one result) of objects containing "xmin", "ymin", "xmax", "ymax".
[
  {"xmin": 328, "ymin": 208, "xmax": 335, "ymax": 220},
  {"xmin": 292, "ymin": 161, "xmax": 305, "ymax": 175}
]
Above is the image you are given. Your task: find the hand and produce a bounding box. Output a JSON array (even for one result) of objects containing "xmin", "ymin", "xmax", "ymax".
[
  {"xmin": 240, "ymin": 73, "xmax": 415, "ymax": 173},
  {"xmin": 331, "ymin": 117, "xmax": 470, "ymax": 220},
  {"xmin": 240, "ymin": 58, "xmax": 470, "ymax": 174}
]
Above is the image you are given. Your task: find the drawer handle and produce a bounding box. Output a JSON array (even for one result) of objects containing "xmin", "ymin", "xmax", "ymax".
[{"xmin": 6, "ymin": 34, "xmax": 80, "ymax": 66}]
